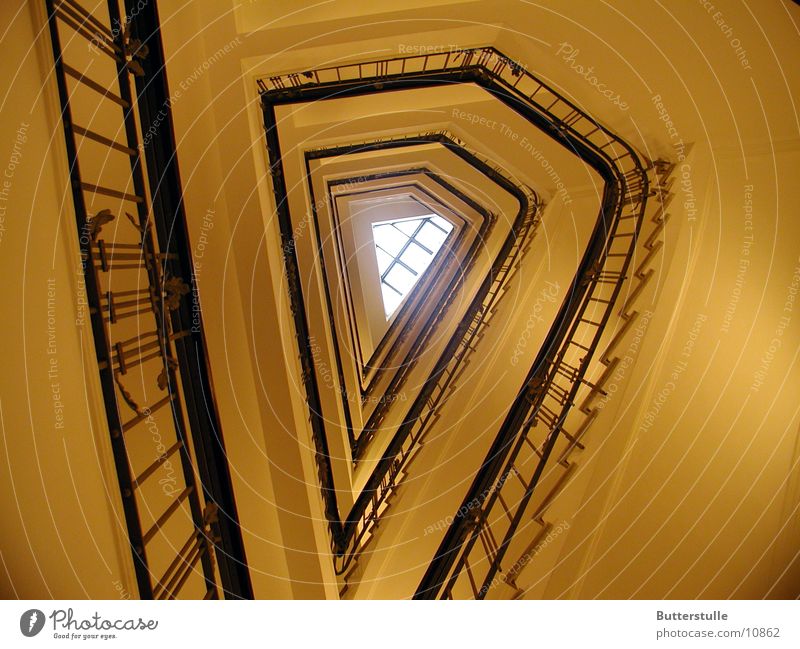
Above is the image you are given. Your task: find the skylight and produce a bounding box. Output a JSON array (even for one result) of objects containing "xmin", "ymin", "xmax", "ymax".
[{"xmin": 372, "ymin": 214, "xmax": 454, "ymax": 318}]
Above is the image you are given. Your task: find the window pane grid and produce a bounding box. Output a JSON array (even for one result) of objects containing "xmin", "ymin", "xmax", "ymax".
[{"xmin": 372, "ymin": 214, "xmax": 454, "ymax": 318}]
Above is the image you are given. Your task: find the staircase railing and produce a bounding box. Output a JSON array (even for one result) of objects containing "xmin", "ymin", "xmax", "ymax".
[
  {"xmin": 44, "ymin": 0, "xmax": 251, "ymax": 599},
  {"xmin": 258, "ymin": 47, "xmax": 650, "ymax": 595},
  {"xmin": 309, "ymin": 164, "xmax": 498, "ymax": 452},
  {"xmin": 257, "ymin": 120, "xmax": 541, "ymax": 581},
  {"xmin": 493, "ymin": 161, "xmax": 675, "ymax": 600},
  {"xmin": 324, "ymin": 136, "xmax": 542, "ymax": 581}
]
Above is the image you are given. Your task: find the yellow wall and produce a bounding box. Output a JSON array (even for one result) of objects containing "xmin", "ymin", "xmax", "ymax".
[{"xmin": 2, "ymin": 0, "xmax": 798, "ymax": 600}]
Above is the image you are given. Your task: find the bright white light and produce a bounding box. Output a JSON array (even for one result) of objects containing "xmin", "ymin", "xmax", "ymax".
[{"xmin": 372, "ymin": 214, "xmax": 453, "ymax": 318}]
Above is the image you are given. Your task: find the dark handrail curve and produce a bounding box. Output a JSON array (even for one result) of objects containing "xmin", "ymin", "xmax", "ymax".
[{"xmin": 258, "ymin": 48, "xmax": 650, "ymax": 588}]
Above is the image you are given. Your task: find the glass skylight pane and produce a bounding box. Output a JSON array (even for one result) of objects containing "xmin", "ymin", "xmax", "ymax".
[
  {"xmin": 393, "ymin": 218, "xmax": 423, "ymax": 236},
  {"xmin": 431, "ymin": 215, "xmax": 454, "ymax": 233},
  {"xmin": 373, "ymin": 223, "xmax": 408, "ymax": 256},
  {"xmin": 384, "ymin": 264, "xmax": 417, "ymax": 294},
  {"xmin": 375, "ymin": 247, "xmax": 393, "ymax": 274},
  {"xmin": 416, "ymin": 221, "xmax": 449, "ymax": 250},
  {"xmin": 399, "ymin": 241, "xmax": 433, "ymax": 272},
  {"xmin": 381, "ymin": 284, "xmax": 403, "ymax": 317}
]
